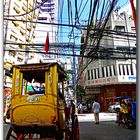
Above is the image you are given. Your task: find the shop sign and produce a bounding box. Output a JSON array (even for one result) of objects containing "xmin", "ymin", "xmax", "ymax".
[
  {"xmin": 118, "ymin": 75, "xmax": 136, "ymax": 82},
  {"xmin": 86, "ymin": 76, "xmax": 118, "ymax": 86},
  {"xmin": 128, "ymin": 76, "xmax": 136, "ymax": 80},
  {"xmin": 86, "ymin": 87, "xmax": 100, "ymax": 94}
]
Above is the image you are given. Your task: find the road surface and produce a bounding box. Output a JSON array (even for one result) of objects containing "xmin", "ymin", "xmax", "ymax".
[
  {"xmin": 78, "ymin": 113, "xmax": 136, "ymax": 140},
  {"xmin": 4, "ymin": 113, "xmax": 136, "ymax": 140}
]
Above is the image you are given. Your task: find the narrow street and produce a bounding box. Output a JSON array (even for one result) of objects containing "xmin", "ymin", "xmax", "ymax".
[
  {"xmin": 78, "ymin": 113, "xmax": 136, "ymax": 140},
  {"xmin": 4, "ymin": 113, "xmax": 136, "ymax": 140}
]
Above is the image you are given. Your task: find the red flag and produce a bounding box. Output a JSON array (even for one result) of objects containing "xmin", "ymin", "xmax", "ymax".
[
  {"xmin": 44, "ymin": 32, "xmax": 49, "ymax": 53},
  {"xmin": 130, "ymin": 0, "xmax": 136, "ymax": 30}
]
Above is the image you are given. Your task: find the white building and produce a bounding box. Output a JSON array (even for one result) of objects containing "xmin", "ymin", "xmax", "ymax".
[
  {"xmin": 34, "ymin": 0, "xmax": 61, "ymax": 63},
  {"xmin": 4, "ymin": 0, "xmax": 41, "ymax": 90},
  {"xmin": 78, "ymin": 9, "xmax": 136, "ymax": 111},
  {"xmin": 4, "ymin": 0, "xmax": 40, "ymax": 65}
]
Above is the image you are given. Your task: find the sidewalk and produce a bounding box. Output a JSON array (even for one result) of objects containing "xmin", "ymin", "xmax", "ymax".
[{"xmin": 77, "ymin": 112, "xmax": 117, "ymax": 122}]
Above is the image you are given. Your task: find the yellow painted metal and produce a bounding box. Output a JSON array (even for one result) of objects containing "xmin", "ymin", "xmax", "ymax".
[
  {"xmin": 10, "ymin": 63, "xmax": 67, "ymax": 131},
  {"xmin": 12, "ymin": 67, "xmax": 20, "ymax": 95},
  {"xmin": 11, "ymin": 95, "xmax": 57, "ymax": 126},
  {"xmin": 53, "ymin": 65, "xmax": 57, "ymax": 96}
]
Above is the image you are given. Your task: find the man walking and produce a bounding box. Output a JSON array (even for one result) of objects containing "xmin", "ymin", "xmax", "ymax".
[{"xmin": 92, "ymin": 99, "xmax": 100, "ymax": 124}]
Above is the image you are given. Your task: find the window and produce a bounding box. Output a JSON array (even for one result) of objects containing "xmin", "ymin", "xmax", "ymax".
[
  {"xmin": 38, "ymin": 17, "xmax": 47, "ymax": 20},
  {"xmin": 22, "ymin": 79, "xmax": 45, "ymax": 96},
  {"xmin": 19, "ymin": 44, "xmax": 24, "ymax": 49},
  {"xmin": 13, "ymin": 6, "xmax": 20, "ymax": 14},
  {"xmin": 17, "ymin": 57, "xmax": 23, "ymax": 62},
  {"xmin": 106, "ymin": 67, "xmax": 108, "ymax": 77},
  {"xmin": 33, "ymin": 24, "xmax": 36, "ymax": 28},
  {"xmin": 21, "ymin": 17, "xmax": 26, "ymax": 24},
  {"xmin": 94, "ymin": 69, "xmax": 97, "ymax": 79},
  {"xmin": 109, "ymin": 66, "xmax": 112, "ymax": 76},
  {"xmin": 126, "ymin": 65, "xmax": 129, "ymax": 75},
  {"xmin": 22, "ymin": 5, "xmax": 27, "ymax": 12},
  {"xmin": 26, "ymin": 38, "xmax": 31, "ymax": 43},
  {"xmin": 20, "ymin": 29, "xmax": 26, "ymax": 36},
  {"xmin": 102, "ymin": 67, "xmax": 104, "ymax": 77},
  {"xmin": 29, "ymin": 4, "xmax": 33, "ymax": 11},
  {"xmin": 9, "ymin": 51, "xmax": 16, "ymax": 57},
  {"xmin": 114, "ymin": 26, "xmax": 125, "ymax": 32},
  {"xmin": 91, "ymin": 69, "xmax": 93, "ymax": 79},
  {"xmin": 87, "ymin": 70, "xmax": 90, "ymax": 80},
  {"xmin": 118, "ymin": 64, "xmax": 121, "ymax": 75},
  {"xmin": 132, "ymin": 47, "xmax": 136, "ymax": 53},
  {"xmin": 12, "ymin": 21, "xmax": 19, "ymax": 27},
  {"xmin": 113, "ymin": 65, "xmax": 116, "ymax": 75},
  {"xmin": 27, "ymin": 27, "xmax": 31, "ymax": 32},
  {"xmin": 97, "ymin": 68, "xmax": 99, "ymax": 78},
  {"xmin": 27, "ymin": 15, "xmax": 31, "ymax": 20},
  {"xmin": 33, "ymin": 34, "xmax": 35, "ymax": 38},
  {"xmin": 131, "ymin": 27, "xmax": 136, "ymax": 32},
  {"xmin": 130, "ymin": 64, "xmax": 134, "ymax": 75},
  {"xmin": 106, "ymin": 26, "xmax": 110, "ymax": 29},
  {"xmin": 33, "ymin": 14, "xmax": 37, "ymax": 19},
  {"xmin": 122, "ymin": 65, "xmax": 125, "ymax": 75},
  {"xmin": 10, "ymin": 35, "xmax": 17, "ymax": 41}
]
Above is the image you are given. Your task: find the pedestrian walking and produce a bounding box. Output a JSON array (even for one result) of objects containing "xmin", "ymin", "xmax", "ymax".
[
  {"xmin": 92, "ymin": 99, "xmax": 100, "ymax": 124},
  {"xmin": 79, "ymin": 103, "xmax": 83, "ymax": 114}
]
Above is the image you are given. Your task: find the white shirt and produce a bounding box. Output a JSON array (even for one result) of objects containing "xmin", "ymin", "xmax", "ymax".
[
  {"xmin": 92, "ymin": 101, "xmax": 100, "ymax": 113},
  {"xmin": 79, "ymin": 104, "xmax": 82, "ymax": 109}
]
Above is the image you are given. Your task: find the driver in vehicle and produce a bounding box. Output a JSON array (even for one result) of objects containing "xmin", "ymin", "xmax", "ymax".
[{"xmin": 27, "ymin": 82, "xmax": 45, "ymax": 95}]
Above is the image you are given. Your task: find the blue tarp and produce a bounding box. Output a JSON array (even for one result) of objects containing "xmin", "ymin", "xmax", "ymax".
[
  {"xmin": 115, "ymin": 96, "xmax": 132, "ymax": 100},
  {"xmin": 131, "ymin": 101, "xmax": 136, "ymax": 121}
]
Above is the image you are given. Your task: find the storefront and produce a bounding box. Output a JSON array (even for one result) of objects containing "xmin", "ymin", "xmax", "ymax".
[
  {"xmin": 85, "ymin": 76, "xmax": 136, "ymax": 112},
  {"xmin": 100, "ymin": 84, "xmax": 136, "ymax": 111}
]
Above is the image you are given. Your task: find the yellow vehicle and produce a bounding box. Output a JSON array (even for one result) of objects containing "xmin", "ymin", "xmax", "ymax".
[{"xmin": 6, "ymin": 62, "xmax": 79, "ymax": 140}]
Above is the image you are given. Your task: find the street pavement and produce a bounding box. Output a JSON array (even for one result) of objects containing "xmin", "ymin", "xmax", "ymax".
[
  {"xmin": 77, "ymin": 112, "xmax": 136, "ymax": 140},
  {"xmin": 4, "ymin": 113, "xmax": 136, "ymax": 140}
]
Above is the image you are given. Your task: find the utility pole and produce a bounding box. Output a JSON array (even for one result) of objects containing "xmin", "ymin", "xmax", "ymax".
[
  {"xmin": 72, "ymin": 43, "xmax": 77, "ymax": 113},
  {"xmin": 123, "ymin": 12, "xmax": 131, "ymax": 58}
]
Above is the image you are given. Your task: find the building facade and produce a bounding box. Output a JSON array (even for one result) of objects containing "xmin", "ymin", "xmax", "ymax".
[
  {"xmin": 78, "ymin": 10, "xmax": 136, "ymax": 111},
  {"xmin": 4, "ymin": 0, "xmax": 41, "ymax": 90},
  {"xmin": 34, "ymin": 0, "xmax": 60, "ymax": 62}
]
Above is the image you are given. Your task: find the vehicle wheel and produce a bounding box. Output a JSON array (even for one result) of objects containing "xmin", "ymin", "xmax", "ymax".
[
  {"xmin": 6, "ymin": 126, "xmax": 18, "ymax": 140},
  {"xmin": 56, "ymin": 129, "xmax": 64, "ymax": 140},
  {"xmin": 124, "ymin": 117, "xmax": 132, "ymax": 129},
  {"xmin": 124, "ymin": 122, "xmax": 132, "ymax": 129}
]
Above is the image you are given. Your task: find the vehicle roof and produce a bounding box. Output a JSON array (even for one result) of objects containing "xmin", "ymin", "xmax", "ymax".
[{"xmin": 12, "ymin": 62, "xmax": 67, "ymax": 83}]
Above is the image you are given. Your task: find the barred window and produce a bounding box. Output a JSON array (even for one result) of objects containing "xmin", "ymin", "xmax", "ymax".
[
  {"xmin": 102, "ymin": 67, "xmax": 104, "ymax": 77},
  {"xmin": 87, "ymin": 70, "xmax": 90, "ymax": 80}
]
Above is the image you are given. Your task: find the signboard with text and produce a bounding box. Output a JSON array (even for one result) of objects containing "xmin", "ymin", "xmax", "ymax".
[
  {"xmin": 118, "ymin": 75, "xmax": 136, "ymax": 82},
  {"xmin": 86, "ymin": 75, "xmax": 136, "ymax": 86},
  {"xmin": 86, "ymin": 76, "xmax": 118, "ymax": 86}
]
